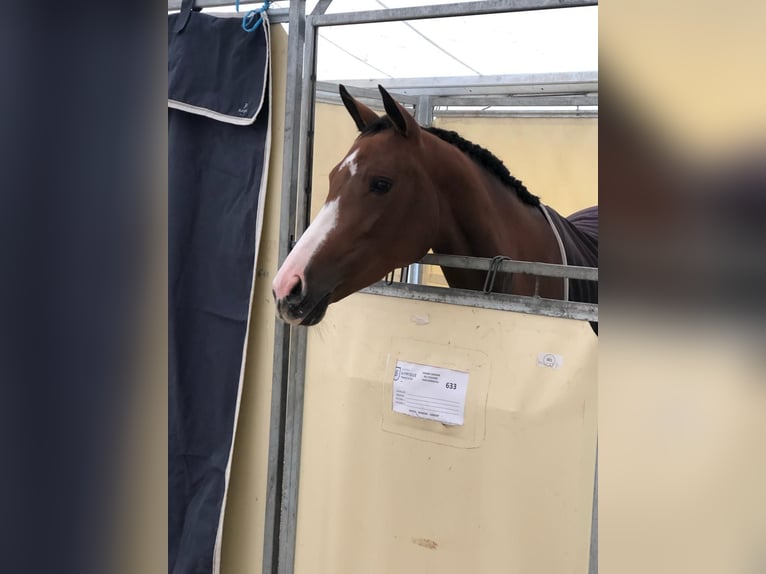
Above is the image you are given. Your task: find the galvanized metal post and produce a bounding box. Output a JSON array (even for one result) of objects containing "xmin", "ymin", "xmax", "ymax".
[
  {"xmin": 415, "ymin": 94, "xmax": 434, "ymax": 127},
  {"xmin": 407, "ymin": 95, "xmax": 435, "ymax": 285},
  {"xmin": 277, "ymin": 323, "xmax": 307, "ymax": 574},
  {"xmin": 276, "ymin": 12, "xmax": 319, "ymax": 574},
  {"xmin": 263, "ymin": 2, "xmax": 306, "ymax": 574}
]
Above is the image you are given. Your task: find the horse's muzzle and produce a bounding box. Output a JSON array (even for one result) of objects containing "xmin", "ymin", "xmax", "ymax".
[{"xmin": 274, "ymin": 281, "xmax": 332, "ymax": 326}]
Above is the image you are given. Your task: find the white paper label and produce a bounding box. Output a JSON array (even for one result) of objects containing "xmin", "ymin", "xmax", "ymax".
[{"xmin": 392, "ymin": 360, "xmax": 469, "ymax": 426}]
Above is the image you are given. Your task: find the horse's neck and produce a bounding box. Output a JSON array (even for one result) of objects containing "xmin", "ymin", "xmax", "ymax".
[
  {"xmin": 429, "ymin": 148, "xmax": 563, "ymax": 296},
  {"xmin": 431, "ymin": 156, "xmax": 554, "ymax": 261}
]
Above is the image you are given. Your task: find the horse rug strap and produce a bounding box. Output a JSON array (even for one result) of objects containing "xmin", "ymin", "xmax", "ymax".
[
  {"xmin": 539, "ymin": 205, "xmax": 599, "ymax": 314},
  {"xmin": 540, "ymin": 203, "xmax": 569, "ymax": 301}
]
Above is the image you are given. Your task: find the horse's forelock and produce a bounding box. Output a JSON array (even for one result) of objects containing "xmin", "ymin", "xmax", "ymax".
[{"xmin": 360, "ymin": 116, "xmax": 394, "ymax": 136}]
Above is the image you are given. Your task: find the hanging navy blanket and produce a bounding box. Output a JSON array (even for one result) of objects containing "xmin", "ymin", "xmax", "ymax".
[
  {"xmin": 168, "ymin": 8, "xmax": 271, "ymax": 574},
  {"xmin": 545, "ymin": 205, "xmax": 599, "ymax": 334}
]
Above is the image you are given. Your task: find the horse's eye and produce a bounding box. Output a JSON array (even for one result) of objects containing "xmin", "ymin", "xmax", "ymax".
[{"xmin": 369, "ymin": 177, "xmax": 393, "ymax": 195}]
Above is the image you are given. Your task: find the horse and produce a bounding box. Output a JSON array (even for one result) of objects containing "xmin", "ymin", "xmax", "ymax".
[{"xmin": 272, "ymin": 85, "xmax": 598, "ymax": 332}]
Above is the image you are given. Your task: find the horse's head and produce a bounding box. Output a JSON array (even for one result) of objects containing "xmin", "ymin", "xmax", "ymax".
[{"xmin": 272, "ymin": 85, "xmax": 440, "ymax": 325}]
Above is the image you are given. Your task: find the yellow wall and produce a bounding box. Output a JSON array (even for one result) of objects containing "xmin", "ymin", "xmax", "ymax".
[{"xmin": 219, "ymin": 24, "xmax": 286, "ymax": 574}]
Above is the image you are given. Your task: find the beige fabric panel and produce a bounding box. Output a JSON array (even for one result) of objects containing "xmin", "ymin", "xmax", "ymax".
[
  {"xmin": 294, "ymin": 295, "xmax": 597, "ymax": 574},
  {"xmin": 219, "ymin": 25, "xmax": 287, "ymax": 574}
]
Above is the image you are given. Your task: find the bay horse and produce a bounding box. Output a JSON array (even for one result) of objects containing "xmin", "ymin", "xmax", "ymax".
[{"xmin": 273, "ymin": 85, "xmax": 598, "ymax": 332}]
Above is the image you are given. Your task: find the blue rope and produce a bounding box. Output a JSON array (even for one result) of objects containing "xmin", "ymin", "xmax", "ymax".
[{"xmin": 236, "ymin": 0, "xmax": 271, "ymax": 33}]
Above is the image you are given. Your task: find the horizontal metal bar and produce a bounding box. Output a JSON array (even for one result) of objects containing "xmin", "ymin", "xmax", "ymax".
[
  {"xmin": 434, "ymin": 110, "xmax": 598, "ymax": 118},
  {"xmin": 315, "ymin": 93, "xmax": 410, "ymax": 111},
  {"xmin": 315, "ymin": 81, "xmax": 419, "ymax": 106},
  {"xmin": 315, "ymin": 87, "xmax": 598, "ymax": 110},
  {"xmin": 313, "ymin": 0, "xmax": 598, "ymax": 27},
  {"xmin": 167, "ymin": 0, "xmax": 289, "ymax": 22},
  {"xmin": 318, "ymin": 86, "xmax": 596, "ymax": 108},
  {"xmin": 314, "ymin": 96, "xmax": 596, "ymax": 118},
  {"xmin": 333, "ymin": 72, "xmax": 598, "ymax": 97},
  {"xmin": 339, "ymin": 72, "xmax": 598, "ymax": 89},
  {"xmin": 360, "ymin": 282, "xmax": 598, "ymax": 322},
  {"xmin": 420, "ymin": 253, "xmax": 598, "ymax": 281},
  {"xmin": 338, "ymin": 83, "xmax": 598, "ymax": 98},
  {"xmin": 433, "ymin": 95, "xmax": 598, "ymax": 107},
  {"xmin": 316, "ymin": 83, "xmax": 596, "ymax": 116}
]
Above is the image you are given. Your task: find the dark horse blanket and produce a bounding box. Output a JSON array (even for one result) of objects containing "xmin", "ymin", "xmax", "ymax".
[
  {"xmin": 168, "ymin": 6, "xmax": 271, "ymax": 574},
  {"xmin": 545, "ymin": 205, "xmax": 598, "ymax": 333}
]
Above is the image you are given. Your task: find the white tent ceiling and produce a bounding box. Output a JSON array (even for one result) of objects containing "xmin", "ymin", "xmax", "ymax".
[{"xmin": 211, "ymin": 1, "xmax": 598, "ymax": 81}]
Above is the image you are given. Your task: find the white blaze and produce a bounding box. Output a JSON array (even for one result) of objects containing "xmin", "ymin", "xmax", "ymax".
[
  {"xmin": 338, "ymin": 148, "xmax": 359, "ymax": 177},
  {"xmin": 272, "ymin": 199, "xmax": 340, "ymax": 300}
]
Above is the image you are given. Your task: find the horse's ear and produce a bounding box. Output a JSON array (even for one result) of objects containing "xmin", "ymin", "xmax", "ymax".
[
  {"xmin": 378, "ymin": 85, "xmax": 419, "ymax": 138},
  {"xmin": 339, "ymin": 84, "xmax": 379, "ymax": 132}
]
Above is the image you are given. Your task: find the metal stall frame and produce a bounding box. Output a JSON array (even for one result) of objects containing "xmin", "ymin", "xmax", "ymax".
[
  {"xmin": 273, "ymin": 2, "xmax": 599, "ymax": 574},
  {"xmin": 167, "ymin": 2, "xmax": 598, "ymax": 573},
  {"xmin": 316, "ymin": 72, "xmax": 599, "ymax": 117}
]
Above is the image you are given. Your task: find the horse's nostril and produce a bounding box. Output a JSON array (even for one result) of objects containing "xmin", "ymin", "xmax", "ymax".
[{"xmin": 287, "ymin": 277, "xmax": 303, "ymax": 301}]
